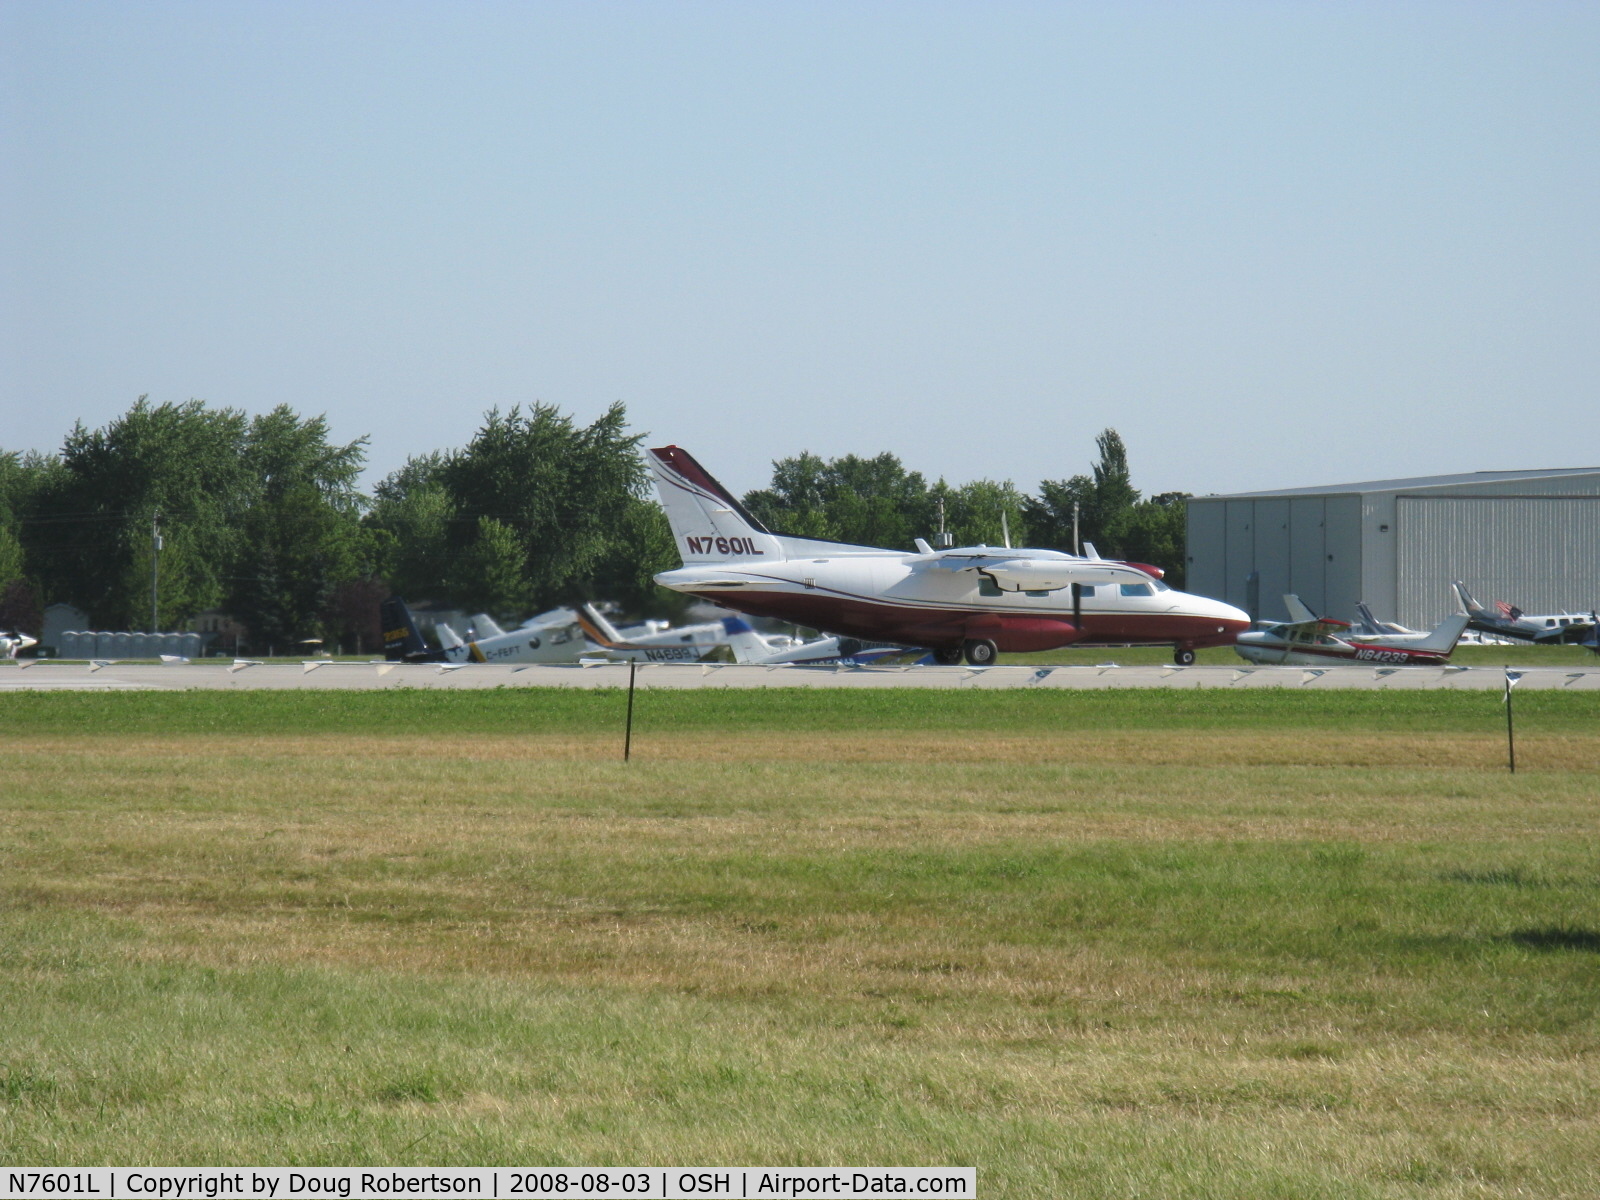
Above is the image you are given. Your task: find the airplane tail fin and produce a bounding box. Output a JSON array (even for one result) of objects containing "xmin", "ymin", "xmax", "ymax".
[
  {"xmin": 647, "ymin": 445, "xmax": 791, "ymax": 564},
  {"xmin": 381, "ymin": 596, "xmax": 432, "ymax": 661},
  {"xmin": 720, "ymin": 615, "xmax": 775, "ymax": 663},
  {"xmin": 1353, "ymin": 602, "xmax": 1381, "ymax": 635},
  {"xmin": 1452, "ymin": 581, "xmax": 1487, "ymax": 617},
  {"xmin": 1415, "ymin": 613, "xmax": 1471, "ymax": 654},
  {"xmin": 436, "ymin": 622, "xmax": 465, "ymax": 651},
  {"xmin": 468, "ymin": 613, "xmax": 506, "ymax": 639},
  {"xmin": 1282, "ymin": 594, "xmax": 1319, "ymax": 624},
  {"xmin": 577, "ymin": 603, "xmax": 628, "ymax": 650}
]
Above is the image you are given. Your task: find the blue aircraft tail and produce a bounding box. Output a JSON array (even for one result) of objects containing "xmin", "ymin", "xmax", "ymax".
[{"xmin": 381, "ymin": 595, "xmax": 440, "ymax": 662}]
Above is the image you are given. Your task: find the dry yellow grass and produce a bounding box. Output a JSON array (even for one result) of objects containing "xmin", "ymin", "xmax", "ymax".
[{"xmin": 3, "ymin": 709, "xmax": 1599, "ymax": 1194}]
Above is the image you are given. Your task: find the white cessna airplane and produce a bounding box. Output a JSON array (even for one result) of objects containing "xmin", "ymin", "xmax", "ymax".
[
  {"xmin": 647, "ymin": 445, "xmax": 1249, "ymax": 665},
  {"xmin": 577, "ymin": 603, "xmax": 773, "ymax": 663},
  {"xmin": 1235, "ymin": 594, "xmax": 1470, "ymax": 666},
  {"xmin": 577, "ymin": 603, "xmax": 913, "ymax": 665}
]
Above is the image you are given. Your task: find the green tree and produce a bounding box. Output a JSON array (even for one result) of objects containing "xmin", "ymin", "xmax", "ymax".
[
  {"xmin": 934, "ymin": 478, "xmax": 1030, "ymax": 548},
  {"xmin": 1121, "ymin": 492, "xmax": 1190, "ymax": 587},
  {"xmin": 587, "ymin": 496, "xmax": 688, "ymax": 620},
  {"xmin": 1021, "ymin": 475, "xmax": 1094, "ymax": 553},
  {"xmin": 226, "ymin": 406, "xmax": 372, "ymax": 649},
  {"xmin": 453, "ymin": 516, "xmax": 530, "ymax": 616},
  {"xmin": 1025, "ymin": 428, "xmax": 1141, "ymax": 557},
  {"xmin": 29, "ymin": 398, "xmax": 252, "ymax": 628},
  {"xmin": 436, "ymin": 402, "xmax": 648, "ymax": 614},
  {"xmin": 0, "ymin": 450, "xmax": 53, "ymax": 587},
  {"xmin": 743, "ymin": 451, "xmax": 932, "ymax": 549},
  {"xmin": 365, "ymin": 452, "xmax": 455, "ymax": 602}
]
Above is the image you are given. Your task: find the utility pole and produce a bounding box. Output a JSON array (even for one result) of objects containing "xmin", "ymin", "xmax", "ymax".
[
  {"xmin": 150, "ymin": 509, "xmax": 162, "ymax": 633},
  {"xmin": 1073, "ymin": 501, "xmax": 1081, "ymax": 557}
]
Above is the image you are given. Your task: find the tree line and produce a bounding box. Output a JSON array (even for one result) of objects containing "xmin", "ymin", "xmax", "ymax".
[{"xmin": 0, "ymin": 398, "xmax": 1188, "ymax": 649}]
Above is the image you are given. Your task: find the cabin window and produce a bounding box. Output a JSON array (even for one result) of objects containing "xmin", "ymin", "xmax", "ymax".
[
  {"xmin": 978, "ymin": 576, "xmax": 1003, "ymax": 597},
  {"xmin": 1026, "ymin": 590, "xmax": 1048, "ymax": 598},
  {"xmin": 1077, "ymin": 585, "xmax": 1096, "ymax": 598},
  {"xmin": 1119, "ymin": 582, "xmax": 1153, "ymax": 597}
]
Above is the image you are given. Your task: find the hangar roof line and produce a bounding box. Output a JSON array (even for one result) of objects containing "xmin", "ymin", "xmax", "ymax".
[{"xmin": 1205, "ymin": 467, "xmax": 1600, "ymax": 500}]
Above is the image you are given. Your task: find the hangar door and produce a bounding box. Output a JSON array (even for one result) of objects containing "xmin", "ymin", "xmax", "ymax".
[{"xmin": 1396, "ymin": 496, "xmax": 1600, "ymax": 627}]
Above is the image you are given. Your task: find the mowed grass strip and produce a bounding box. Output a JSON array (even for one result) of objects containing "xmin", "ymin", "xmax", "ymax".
[
  {"xmin": 5, "ymin": 685, "xmax": 1600, "ymax": 736},
  {"xmin": 2, "ymin": 691, "xmax": 1598, "ymax": 1195}
]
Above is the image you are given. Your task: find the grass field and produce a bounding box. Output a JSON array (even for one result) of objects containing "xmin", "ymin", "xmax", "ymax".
[{"xmin": 2, "ymin": 690, "xmax": 1598, "ymax": 1196}]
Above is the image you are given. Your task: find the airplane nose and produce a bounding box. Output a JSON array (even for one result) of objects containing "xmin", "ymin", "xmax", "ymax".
[
  {"xmin": 1222, "ymin": 601, "xmax": 1251, "ymax": 627},
  {"xmin": 1206, "ymin": 598, "xmax": 1252, "ymax": 629}
]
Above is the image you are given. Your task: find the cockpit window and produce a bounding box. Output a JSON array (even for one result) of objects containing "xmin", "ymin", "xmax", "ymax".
[
  {"xmin": 1119, "ymin": 582, "xmax": 1153, "ymax": 597},
  {"xmin": 1151, "ymin": 578, "xmax": 1170, "ymax": 592}
]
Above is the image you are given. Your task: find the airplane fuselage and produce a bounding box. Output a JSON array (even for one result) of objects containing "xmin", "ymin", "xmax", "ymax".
[
  {"xmin": 1233, "ymin": 634, "xmax": 1453, "ymax": 667},
  {"xmin": 655, "ymin": 552, "xmax": 1247, "ymax": 654}
]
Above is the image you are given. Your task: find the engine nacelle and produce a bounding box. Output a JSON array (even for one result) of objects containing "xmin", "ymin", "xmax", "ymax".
[
  {"xmin": 1118, "ymin": 561, "xmax": 1166, "ymax": 580},
  {"xmin": 976, "ymin": 562, "xmax": 1082, "ymax": 592}
]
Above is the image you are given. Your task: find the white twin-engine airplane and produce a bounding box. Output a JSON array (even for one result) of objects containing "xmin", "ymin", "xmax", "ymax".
[{"xmin": 647, "ymin": 445, "xmax": 1250, "ymax": 665}]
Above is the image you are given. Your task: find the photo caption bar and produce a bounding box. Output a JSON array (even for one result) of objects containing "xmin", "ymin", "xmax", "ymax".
[{"xmin": 0, "ymin": 1169, "xmax": 975, "ymax": 1200}]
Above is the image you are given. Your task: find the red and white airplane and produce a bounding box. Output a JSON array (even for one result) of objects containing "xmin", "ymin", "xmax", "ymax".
[
  {"xmin": 647, "ymin": 445, "xmax": 1249, "ymax": 665},
  {"xmin": 1234, "ymin": 595, "xmax": 1470, "ymax": 666}
]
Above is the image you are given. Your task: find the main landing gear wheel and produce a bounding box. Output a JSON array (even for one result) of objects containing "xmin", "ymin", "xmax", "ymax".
[
  {"xmin": 1173, "ymin": 646, "xmax": 1197, "ymax": 666},
  {"xmin": 963, "ymin": 638, "xmax": 999, "ymax": 667},
  {"xmin": 932, "ymin": 646, "xmax": 964, "ymax": 666}
]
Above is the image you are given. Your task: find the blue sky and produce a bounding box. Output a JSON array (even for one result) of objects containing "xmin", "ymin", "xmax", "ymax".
[{"xmin": 4, "ymin": 1, "xmax": 1597, "ymax": 500}]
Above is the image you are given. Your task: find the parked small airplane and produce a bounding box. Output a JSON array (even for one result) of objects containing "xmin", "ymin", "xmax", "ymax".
[
  {"xmin": 647, "ymin": 445, "xmax": 1249, "ymax": 665},
  {"xmin": 381, "ymin": 596, "xmax": 587, "ymax": 664},
  {"xmin": 1234, "ymin": 594, "xmax": 1471, "ymax": 666},
  {"xmin": 729, "ymin": 629, "xmax": 923, "ymax": 666},
  {"xmin": 1, "ymin": 629, "xmax": 37, "ymax": 658},
  {"xmin": 1452, "ymin": 582, "xmax": 1599, "ymax": 651},
  {"xmin": 576, "ymin": 603, "xmax": 775, "ymax": 663},
  {"xmin": 1350, "ymin": 602, "xmax": 1414, "ymax": 637}
]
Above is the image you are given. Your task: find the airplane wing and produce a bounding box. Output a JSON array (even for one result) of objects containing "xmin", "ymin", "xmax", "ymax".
[
  {"xmin": 911, "ymin": 550, "xmax": 1104, "ymax": 593},
  {"xmin": 1535, "ymin": 616, "xmax": 1600, "ymax": 647},
  {"xmin": 1275, "ymin": 617, "xmax": 1353, "ymax": 641}
]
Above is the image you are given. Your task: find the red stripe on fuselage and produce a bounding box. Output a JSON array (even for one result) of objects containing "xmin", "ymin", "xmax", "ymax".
[
  {"xmin": 1244, "ymin": 641, "xmax": 1450, "ymax": 665},
  {"xmin": 685, "ymin": 585, "xmax": 1244, "ymax": 652}
]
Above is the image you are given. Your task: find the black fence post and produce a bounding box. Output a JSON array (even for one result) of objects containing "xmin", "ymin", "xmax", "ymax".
[
  {"xmin": 1504, "ymin": 668, "xmax": 1517, "ymax": 774},
  {"xmin": 624, "ymin": 659, "xmax": 637, "ymax": 761}
]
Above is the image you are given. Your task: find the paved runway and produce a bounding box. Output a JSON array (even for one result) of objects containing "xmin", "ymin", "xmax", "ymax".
[{"xmin": 4, "ymin": 659, "xmax": 1598, "ymax": 691}]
